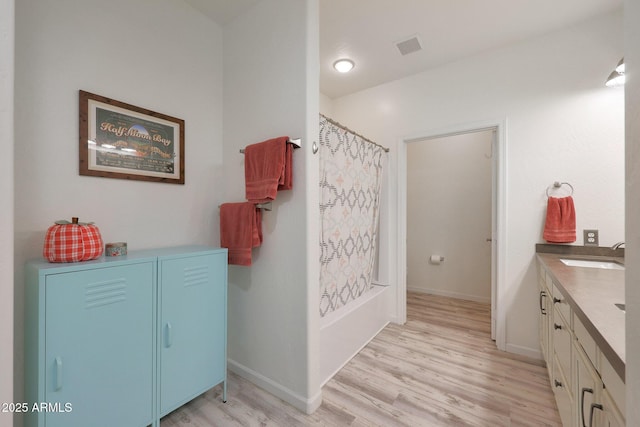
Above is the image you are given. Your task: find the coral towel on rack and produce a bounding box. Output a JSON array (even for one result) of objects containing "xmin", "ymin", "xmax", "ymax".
[
  {"xmin": 279, "ymin": 141, "xmax": 293, "ymax": 191},
  {"xmin": 220, "ymin": 202, "xmax": 263, "ymax": 266},
  {"xmin": 244, "ymin": 136, "xmax": 292, "ymax": 203},
  {"xmin": 543, "ymin": 196, "xmax": 576, "ymax": 243}
]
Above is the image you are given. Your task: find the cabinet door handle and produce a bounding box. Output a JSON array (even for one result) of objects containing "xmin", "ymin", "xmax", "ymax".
[
  {"xmin": 54, "ymin": 357, "xmax": 63, "ymax": 391},
  {"xmin": 589, "ymin": 403, "xmax": 603, "ymax": 427},
  {"xmin": 554, "ymin": 323, "xmax": 562, "ymax": 330},
  {"xmin": 581, "ymin": 387, "xmax": 594, "ymax": 427},
  {"xmin": 553, "ymin": 297, "xmax": 562, "ymax": 304},
  {"xmin": 554, "ymin": 379, "xmax": 562, "ymax": 388},
  {"xmin": 539, "ymin": 291, "xmax": 547, "ymax": 315},
  {"xmin": 165, "ymin": 322, "xmax": 173, "ymax": 348}
]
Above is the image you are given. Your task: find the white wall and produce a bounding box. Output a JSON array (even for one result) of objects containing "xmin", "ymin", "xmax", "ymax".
[
  {"xmin": 329, "ymin": 10, "xmax": 625, "ymax": 357},
  {"xmin": 625, "ymin": 0, "xmax": 640, "ymax": 424},
  {"xmin": 319, "ymin": 92, "xmax": 333, "ymax": 117},
  {"xmin": 13, "ymin": 0, "xmax": 223, "ymax": 420},
  {"xmin": 0, "ymin": 1, "xmax": 14, "ymax": 426},
  {"xmin": 223, "ymin": 0, "xmax": 321, "ymax": 413},
  {"xmin": 407, "ymin": 131, "xmax": 492, "ymax": 303}
]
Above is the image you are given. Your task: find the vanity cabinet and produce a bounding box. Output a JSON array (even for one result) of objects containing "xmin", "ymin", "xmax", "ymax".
[
  {"xmin": 536, "ymin": 256, "xmax": 626, "ymax": 427},
  {"xmin": 25, "ymin": 246, "xmax": 227, "ymax": 427},
  {"xmin": 537, "ymin": 263, "xmax": 553, "ymax": 379}
]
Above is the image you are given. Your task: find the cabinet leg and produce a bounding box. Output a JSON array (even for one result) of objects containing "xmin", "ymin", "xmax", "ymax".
[{"xmin": 223, "ymin": 380, "xmax": 227, "ymax": 403}]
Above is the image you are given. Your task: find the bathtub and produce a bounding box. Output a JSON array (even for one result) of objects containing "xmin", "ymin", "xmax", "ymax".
[{"xmin": 319, "ymin": 283, "xmax": 391, "ymax": 385}]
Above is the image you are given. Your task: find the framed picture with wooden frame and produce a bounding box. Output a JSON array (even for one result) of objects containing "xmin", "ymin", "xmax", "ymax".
[{"xmin": 79, "ymin": 90, "xmax": 185, "ymax": 184}]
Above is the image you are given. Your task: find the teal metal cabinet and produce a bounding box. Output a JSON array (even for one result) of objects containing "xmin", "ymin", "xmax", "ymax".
[
  {"xmin": 25, "ymin": 246, "xmax": 227, "ymax": 427},
  {"xmin": 159, "ymin": 251, "xmax": 227, "ymax": 416}
]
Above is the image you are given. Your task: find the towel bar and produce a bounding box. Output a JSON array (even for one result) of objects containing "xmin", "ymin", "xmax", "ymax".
[
  {"xmin": 239, "ymin": 138, "xmax": 301, "ymax": 154},
  {"xmin": 218, "ymin": 202, "xmax": 272, "ymax": 211}
]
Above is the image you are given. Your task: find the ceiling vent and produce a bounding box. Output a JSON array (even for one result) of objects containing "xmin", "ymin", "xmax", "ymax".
[{"xmin": 395, "ymin": 35, "xmax": 423, "ymax": 56}]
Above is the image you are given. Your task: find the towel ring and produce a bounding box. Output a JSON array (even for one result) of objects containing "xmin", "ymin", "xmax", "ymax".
[{"xmin": 546, "ymin": 181, "xmax": 574, "ymax": 197}]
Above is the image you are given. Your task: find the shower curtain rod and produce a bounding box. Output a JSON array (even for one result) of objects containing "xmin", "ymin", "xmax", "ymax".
[{"xmin": 321, "ymin": 114, "xmax": 390, "ymax": 153}]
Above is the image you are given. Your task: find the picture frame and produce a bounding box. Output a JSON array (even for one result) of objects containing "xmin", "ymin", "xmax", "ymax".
[{"xmin": 79, "ymin": 90, "xmax": 185, "ymax": 184}]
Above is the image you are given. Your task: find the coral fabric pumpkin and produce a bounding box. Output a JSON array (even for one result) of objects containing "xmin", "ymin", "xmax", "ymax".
[{"xmin": 43, "ymin": 218, "xmax": 104, "ymax": 263}]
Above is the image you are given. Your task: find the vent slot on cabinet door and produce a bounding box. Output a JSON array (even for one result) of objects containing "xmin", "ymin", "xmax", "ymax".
[
  {"xmin": 183, "ymin": 265, "xmax": 208, "ymax": 288},
  {"xmin": 85, "ymin": 278, "xmax": 126, "ymax": 309}
]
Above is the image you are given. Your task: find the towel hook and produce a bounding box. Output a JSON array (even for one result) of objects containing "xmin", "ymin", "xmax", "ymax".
[{"xmin": 546, "ymin": 181, "xmax": 574, "ymax": 197}]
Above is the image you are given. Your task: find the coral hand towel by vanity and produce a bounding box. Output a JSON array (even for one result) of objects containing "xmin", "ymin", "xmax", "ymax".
[
  {"xmin": 543, "ymin": 196, "xmax": 576, "ymax": 243},
  {"xmin": 220, "ymin": 202, "xmax": 263, "ymax": 266},
  {"xmin": 245, "ymin": 136, "xmax": 290, "ymax": 203}
]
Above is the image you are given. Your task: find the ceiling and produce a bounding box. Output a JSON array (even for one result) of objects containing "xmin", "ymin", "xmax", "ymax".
[{"xmin": 185, "ymin": 0, "xmax": 623, "ymax": 99}]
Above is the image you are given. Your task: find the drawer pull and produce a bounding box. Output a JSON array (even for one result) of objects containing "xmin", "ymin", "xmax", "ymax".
[
  {"xmin": 554, "ymin": 323, "xmax": 562, "ymax": 330},
  {"xmin": 589, "ymin": 403, "xmax": 603, "ymax": 427},
  {"xmin": 554, "ymin": 379, "xmax": 563, "ymax": 388},
  {"xmin": 581, "ymin": 387, "xmax": 594, "ymax": 427},
  {"xmin": 539, "ymin": 291, "xmax": 547, "ymax": 315}
]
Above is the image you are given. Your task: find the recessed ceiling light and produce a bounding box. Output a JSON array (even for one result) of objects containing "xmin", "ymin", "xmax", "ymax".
[{"xmin": 333, "ymin": 59, "xmax": 354, "ymax": 73}]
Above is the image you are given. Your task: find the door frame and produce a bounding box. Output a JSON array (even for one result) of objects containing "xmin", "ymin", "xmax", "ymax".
[{"xmin": 395, "ymin": 118, "xmax": 507, "ymax": 351}]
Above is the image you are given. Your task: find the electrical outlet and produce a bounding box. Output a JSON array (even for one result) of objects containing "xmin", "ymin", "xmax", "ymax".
[{"xmin": 584, "ymin": 229, "xmax": 599, "ymax": 246}]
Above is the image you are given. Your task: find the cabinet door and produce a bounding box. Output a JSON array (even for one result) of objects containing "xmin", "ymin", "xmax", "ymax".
[
  {"xmin": 552, "ymin": 356, "xmax": 574, "ymax": 427},
  {"xmin": 159, "ymin": 252, "xmax": 227, "ymax": 415},
  {"xmin": 538, "ymin": 272, "xmax": 549, "ymax": 359},
  {"xmin": 45, "ymin": 262, "xmax": 154, "ymax": 427},
  {"xmin": 576, "ymin": 347, "xmax": 600, "ymax": 427},
  {"xmin": 602, "ymin": 390, "xmax": 625, "ymax": 427}
]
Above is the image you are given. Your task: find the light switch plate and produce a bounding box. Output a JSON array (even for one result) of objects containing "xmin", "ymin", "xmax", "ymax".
[{"xmin": 584, "ymin": 229, "xmax": 599, "ymax": 246}]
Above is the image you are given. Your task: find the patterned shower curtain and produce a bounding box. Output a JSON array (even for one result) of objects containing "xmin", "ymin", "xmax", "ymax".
[{"xmin": 319, "ymin": 115, "xmax": 385, "ymax": 317}]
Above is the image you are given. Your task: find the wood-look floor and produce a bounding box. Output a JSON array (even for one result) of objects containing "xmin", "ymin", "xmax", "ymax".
[{"xmin": 161, "ymin": 292, "xmax": 561, "ymax": 426}]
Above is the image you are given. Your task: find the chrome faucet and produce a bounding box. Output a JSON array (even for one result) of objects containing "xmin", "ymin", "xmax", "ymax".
[{"xmin": 611, "ymin": 242, "xmax": 625, "ymax": 250}]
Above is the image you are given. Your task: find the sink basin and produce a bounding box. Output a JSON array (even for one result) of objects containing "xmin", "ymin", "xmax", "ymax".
[{"xmin": 560, "ymin": 258, "xmax": 625, "ymax": 270}]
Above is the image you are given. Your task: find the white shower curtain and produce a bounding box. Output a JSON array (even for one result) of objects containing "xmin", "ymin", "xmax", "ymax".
[{"xmin": 319, "ymin": 115, "xmax": 385, "ymax": 317}]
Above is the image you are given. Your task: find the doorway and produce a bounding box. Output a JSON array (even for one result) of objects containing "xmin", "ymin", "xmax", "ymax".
[
  {"xmin": 406, "ymin": 130, "xmax": 493, "ymax": 303},
  {"xmin": 395, "ymin": 120, "xmax": 506, "ymax": 349}
]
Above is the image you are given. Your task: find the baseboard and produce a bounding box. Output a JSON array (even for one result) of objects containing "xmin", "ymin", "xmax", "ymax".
[
  {"xmin": 407, "ymin": 286, "xmax": 491, "ymax": 304},
  {"xmin": 505, "ymin": 343, "xmax": 543, "ymax": 360},
  {"xmin": 227, "ymin": 359, "xmax": 323, "ymax": 414}
]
